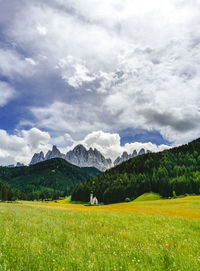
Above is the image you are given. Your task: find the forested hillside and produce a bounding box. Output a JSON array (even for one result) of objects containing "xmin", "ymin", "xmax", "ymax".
[
  {"xmin": 0, "ymin": 181, "xmax": 25, "ymax": 201},
  {"xmin": 0, "ymin": 158, "xmax": 100, "ymax": 200},
  {"xmin": 72, "ymin": 138, "xmax": 200, "ymax": 203}
]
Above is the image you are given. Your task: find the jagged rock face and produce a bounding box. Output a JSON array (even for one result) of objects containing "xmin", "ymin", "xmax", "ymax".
[
  {"xmin": 114, "ymin": 148, "xmax": 150, "ymax": 166},
  {"xmin": 30, "ymin": 151, "xmax": 45, "ymax": 165},
  {"xmin": 7, "ymin": 164, "xmax": 15, "ymax": 168},
  {"xmin": 30, "ymin": 146, "xmax": 65, "ymax": 165},
  {"xmin": 16, "ymin": 162, "xmax": 24, "ymax": 167},
  {"xmin": 66, "ymin": 144, "xmax": 112, "ymax": 171},
  {"xmin": 132, "ymin": 150, "xmax": 138, "ymax": 157},
  {"xmin": 138, "ymin": 148, "xmax": 145, "ymax": 155},
  {"xmin": 114, "ymin": 151, "xmax": 131, "ymax": 166},
  {"xmin": 114, "ymin": 150, "xmax": 138, "ymax": 166},
  {"xmin": 29, "ymin": 144, "xmax": 153, "ymax": 169},
  {"xmin": 113, "ymin": 156, "xmax": 121, "ymax": 166},
  {"xmin": 121, "ymin": 151, "xmax": 130, "ymax": 160},
  {"xmin": 45, "ymin": 145, "xmax": 65, "ymax": 160},
  {"xmin": 66, "ymin": 144, "xmax": 88, "ymax": 166},
  {"xmin": 29, "ymin": 144, "xmax": 112, "ymax": 170}
]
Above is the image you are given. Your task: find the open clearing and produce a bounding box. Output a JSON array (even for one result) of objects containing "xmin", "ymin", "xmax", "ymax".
[{"xmin": 0, "ymin": 196, "xmax": 200, "ymax": 271}]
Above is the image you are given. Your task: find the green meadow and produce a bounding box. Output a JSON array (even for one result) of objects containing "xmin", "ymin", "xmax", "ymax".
[
  {"xmin": 134, "ymin": 192, "xmax": 161, "ymax": 201},
  {"xmin": 0, "ymin": 196, "xmax": 200, "ymax": 271}
]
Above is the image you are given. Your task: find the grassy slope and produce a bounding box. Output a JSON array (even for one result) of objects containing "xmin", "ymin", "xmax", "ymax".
[
  {"xmin": 0, "ymin": 197, "xmax": 200, "ymax": 271},
  {"xmin": 0, "ymin": 158, "xmax": 100, "ymax": 193},
  {"xmin": 134, "ymin": 193, "xmax": 161, "ymax": 201}
]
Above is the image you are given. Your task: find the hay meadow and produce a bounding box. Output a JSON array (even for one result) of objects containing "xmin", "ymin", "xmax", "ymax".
[{"xmin": 0, "ymin": 195, "xmax": 200, "ymax": 271}]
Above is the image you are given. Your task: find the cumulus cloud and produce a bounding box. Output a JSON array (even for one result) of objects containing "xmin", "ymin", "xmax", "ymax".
[
  {"xmin": 57, "ymin": 56, "xmax": 95, "ymax": 89},
  {"xmin": 76, "ymin": 131, "xmax": 122, "ymax": 160},
  {"xmin": 0, "ymin": 128, "xmax": 51, "ymax": 166},
  {"xmin": 69, "ymin": 130, "xmax": 170, "ymax": 161},
  {"xmin": 21, "ymin": 127, "xmax": 50, "ymax": 149}
]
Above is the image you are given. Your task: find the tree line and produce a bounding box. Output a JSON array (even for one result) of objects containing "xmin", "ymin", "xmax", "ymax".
[
  {"xmin": 0, "ymin": 180, "xmax": 68, "ymax": 201},
  {"xmin": 0, "ymin": 181, "xmax": 25, "ymax": 201}
]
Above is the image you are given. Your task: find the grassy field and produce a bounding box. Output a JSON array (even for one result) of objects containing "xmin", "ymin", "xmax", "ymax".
[{"xmin": 0, "ymin": 196, "xmax": 200, "ymax": 271}]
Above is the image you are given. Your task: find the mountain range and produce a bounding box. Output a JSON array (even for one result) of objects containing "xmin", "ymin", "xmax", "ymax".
[
  {"xmin": 113, "ymin": 148, "xmax": 151, "ymax": 166},
  {"xmin": 30, "ymin": 145, "xmax": 112, "ymax": 171},
  {"xmin": 30, "ymin": 145, "xmax": 151, "ymax": 171}
]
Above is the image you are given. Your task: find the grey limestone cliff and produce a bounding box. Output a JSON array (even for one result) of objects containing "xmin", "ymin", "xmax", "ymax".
[
  {"xmin": 66, "ymin": 144, "xmax": 112, "ymax": 171},
  {"xmin": 30, "ymin": 151, "xmax": 45, "ymax": 165}
]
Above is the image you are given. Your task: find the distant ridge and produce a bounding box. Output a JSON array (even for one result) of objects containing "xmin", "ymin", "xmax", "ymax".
[
  {"xmin": 30, "ymin": 144, "xmax": 112, "ymax": 171},
  {"xmin": 114, "ymin": 149, "xmax": 151, "ymax": 166},
  {"xmin": 30, "ymin": 144, "xmax": 153, "ymax": 171}
]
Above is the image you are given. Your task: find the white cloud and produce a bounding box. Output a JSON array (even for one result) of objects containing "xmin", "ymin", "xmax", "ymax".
[
  {"xmin": 50, "ymin": 133, "xmax": 73, "ymax": 147},
  {"xmin": 37, "ymin": 24, "xmax": 47, "ymax": 36},
  {"xmin": 70, "ymin": 130, "xmax": 170, "ymax": 161},
  {"xmin": 57, "ymin": 56, "xmax": 95, "ymax": 88},
  {"xmin": 102, "ymin": 45, "xmax": 200, "ymax": 144},
  {"xmin": 0, "ymin": 49, "xmax": 34, "ymax": 79},
  {"xmin": 25, "ymin": 57, "xmax": 37, "ymax": 66},
  {"xmin": 29, "ymin": 101, "xmax": 110, "ymax": 138},
  {"xmin": 21, "ymin": 127, "xmax": 50, "ymax": 149},
  {"xmin": 0, "ymin": 128, "xmax": 51, "ymax": 166},
  {"xmin": 76, "ymin": 131, "xmax": 122, "ymax": 160},
  {"xmin": 0, "ymin": 81, "xmax": 16, "ymax": 106}
]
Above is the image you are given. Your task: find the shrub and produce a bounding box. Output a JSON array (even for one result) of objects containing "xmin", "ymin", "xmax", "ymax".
[{"xmin": 173, "ymin": 190, "xmax": 177, "ymax": 198}]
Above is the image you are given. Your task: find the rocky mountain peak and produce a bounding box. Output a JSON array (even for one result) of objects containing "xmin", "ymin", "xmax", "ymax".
[
  {"xmin": 7, "ymin": 164, "xmax": 15, "ymax": 168},
  {"xmin": 16, "ymin": 162, "xmax": 24, "ymax": 167},
  {"xmin": 114, "ymin": 151, "xmax": 132, "ymax": 166},
  {"xmin": 121, "ymin": 151, "xmax": 129, "ymax": 159},
  {"xmin": 45, "ymin": 145, "xmax": 65, "ymax": 160},
  {"xmin": 73, "ymin": 144, "xmax": 87, "ymax": 155},
  {"xmin": 66, "ymin": 145, "xmax": 112, "ymax": 171},
  {"xmin": 138, "ymin": 148, "xmax": 145, "ymax": 155},
  {"xmin": 30, "ymin": 151, "xmax": 45, "ymax": 165},
  {"xmin": 132, "ymin": 150, "xmax": 137, "ymax": 157},
  {"xmin": 52, "ymin": 145, "xmax": 58, "ymax": 151},
  {"xmin": 114, "ymin": 148, "xmax": 150, "ymax": 166}
]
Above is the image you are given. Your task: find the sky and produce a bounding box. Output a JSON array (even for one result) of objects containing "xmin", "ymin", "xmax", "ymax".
[{"xmin": 0, "ymin": 0, "xmax": 200, "ymax": 165}]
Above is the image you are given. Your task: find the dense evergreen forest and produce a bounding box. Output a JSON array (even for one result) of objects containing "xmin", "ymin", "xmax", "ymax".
[
  {"xmin": 0, "ymin": 181, "xmax": 25, "ymax": 201},
  {"xmin": 72, "ymin": 138, "xmax": 200, "ymax": 204},
  {"xmin": 0, "ymin": 158, "xmax": 100, "ymax": 200}
]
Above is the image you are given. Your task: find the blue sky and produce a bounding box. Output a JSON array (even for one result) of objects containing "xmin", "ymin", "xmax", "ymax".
[{"xmin": 0, "ymin": 0, "xmax": 200, "ymax": 165}]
